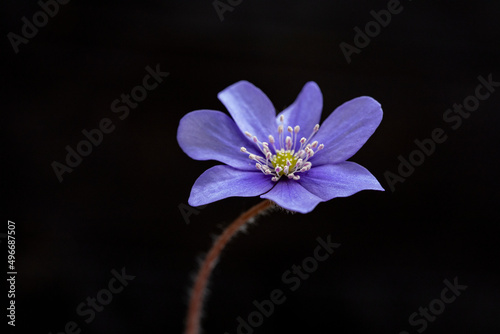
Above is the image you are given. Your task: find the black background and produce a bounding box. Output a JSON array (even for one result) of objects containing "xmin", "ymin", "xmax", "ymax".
[{"xmin": 3, "ymin": 0, "xmax": 500, "ymax": 333}]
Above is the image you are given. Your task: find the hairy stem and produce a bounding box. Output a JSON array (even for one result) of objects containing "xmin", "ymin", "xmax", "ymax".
[{"xmin": 184, "ymin": 200, "xmax": 273, "ymax": 334}]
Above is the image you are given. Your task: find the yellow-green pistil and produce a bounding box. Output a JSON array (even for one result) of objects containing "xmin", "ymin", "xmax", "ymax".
[{"xmin": 272, "ymin": 150, "xmax": 298, "ymax": 176}]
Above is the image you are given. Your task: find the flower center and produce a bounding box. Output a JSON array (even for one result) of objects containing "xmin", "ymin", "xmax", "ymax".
[
  {"xmin": 272, "ymin": 151, "xmax": 298, "ymax": 176},
  {"xmin": 240, "ymin": 115, "xmax": 324, "ymax": 182}
]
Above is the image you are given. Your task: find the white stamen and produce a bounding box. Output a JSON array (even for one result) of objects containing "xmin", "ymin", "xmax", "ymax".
[
  {"xmin": 286, "ymin": 136, "xmax": 292, "ymax": 150},
  {"xmin": 239, "ymin": 119, "xmax": 325, "ymax": 182}
]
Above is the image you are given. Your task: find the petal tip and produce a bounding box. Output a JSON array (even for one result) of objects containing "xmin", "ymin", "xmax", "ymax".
[
  {"xmin": 217, "ymin": 80, "xmax": 253, "ymax": 97},
  {"xmin": 304, "ymin": 81, "xmax": 320, "ymax": 89},
  {"xmin": 357, "ymin": 96, "xmax": 383, "ymax": 113}
]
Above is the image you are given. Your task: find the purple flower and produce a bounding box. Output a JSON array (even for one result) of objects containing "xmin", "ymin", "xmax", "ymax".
[{"xmin": 177, "ymin": 81, "xmax": 384, "ymax": 213}]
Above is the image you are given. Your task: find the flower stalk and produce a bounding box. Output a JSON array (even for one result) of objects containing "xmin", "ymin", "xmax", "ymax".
[{"xmin": 184, "ymin": 200, "xmax": 273, "ymax": 334}]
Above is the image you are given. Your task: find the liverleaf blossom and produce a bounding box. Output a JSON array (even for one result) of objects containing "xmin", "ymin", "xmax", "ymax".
[{"xmin": 177, "ymin": 81, "xmax": 384, "ymax": 213}]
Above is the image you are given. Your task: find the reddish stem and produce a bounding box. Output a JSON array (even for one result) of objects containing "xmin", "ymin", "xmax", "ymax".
[{"xmin": 184, "ymin": 200, "xmax": 273, "ymax": 334}]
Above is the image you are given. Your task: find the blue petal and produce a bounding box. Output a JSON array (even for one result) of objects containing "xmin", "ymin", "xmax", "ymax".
[
  {"xmin": 276, "ymin": 81, "xmax": 323, "ymax": 135},
  {"xmin": 188, "ymin": 165, "xmax": 274, "ymax": 207},
  {"xmin": 311, "ymin": 96, "xmax": 383, "ymax": 166},
  {"xmin": 298, "ymin": 162, "xmax": 384, "ymax": 201},
  {"xmin": 177, "ymin": 110, "xmax": 255, "ymax": 170},
  {"xmin": 260, "ymin": 179, "xmax": 323, "ymax": 214},
  {"xmin": 218, "ymin": 81, "xmax": 276, "ymax": 141}
]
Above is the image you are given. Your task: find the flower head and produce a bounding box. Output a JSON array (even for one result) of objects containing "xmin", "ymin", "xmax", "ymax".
[{"xmin": 177, "ymin": 81, "xmax": 384, "ymax": 213}]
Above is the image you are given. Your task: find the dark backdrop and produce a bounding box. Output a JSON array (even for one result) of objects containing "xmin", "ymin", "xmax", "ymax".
[{"xmin": 3, "ymin": 0, "xmax": 500, "ymax": 333}]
